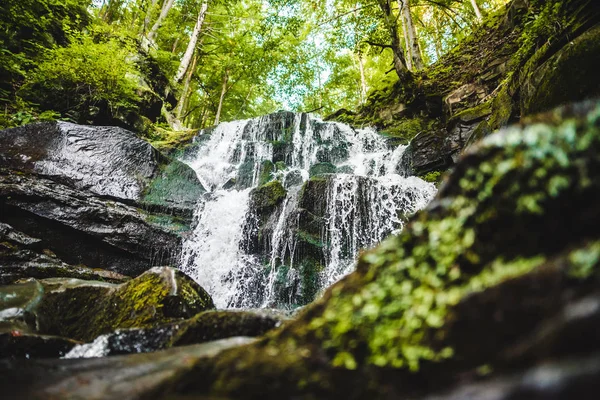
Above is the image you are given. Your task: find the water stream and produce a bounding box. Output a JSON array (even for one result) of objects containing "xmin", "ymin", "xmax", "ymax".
[{"xmin": 178, "ymin": 112, "xmax": 436, "ymax": 309}]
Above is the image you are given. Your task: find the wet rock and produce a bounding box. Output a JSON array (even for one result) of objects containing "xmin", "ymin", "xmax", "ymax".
[
  {"xmin": 0, "ymin": 337, "xmax": 255, "ymax": 400},
  {"xmin": 309, "ymin": 162, "xmax": 336, "ymax": 177},
  {"xmin": 26, "ymin": 267, "xmax": 213, "ymax": 342},
  {"xmin": 0, "ymin": 121, "xmax": 204, "ymax": 217},
  {"xmin": 282, "ymin": 169, "xmax": 304, "ymax": 188},
  {"xmin": 63, "ymin": 309, "xmax": 284, "ymax": 358},
  {"xmin": 0, "ymin": 223, "xmax": 130, "ymax": 284},
  {"xmin": 0, "ymin": 171, "xmax": 184, "ymax": 276},
  {"xmin": 0, "ymin": 331, "xmax": 80, "ymax": 359},
  {"xmin": 401, "ymin": 127, "xmax": 463, "ymax": 175},
  {"xmin": 249, "ymin": 180, "xmax": 287, "ymax": 213}
]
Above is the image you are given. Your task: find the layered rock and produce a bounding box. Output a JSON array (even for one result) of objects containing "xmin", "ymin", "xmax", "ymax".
[{"xmin": 0, "ymin": 122, "xmax": 205, "ymax": 278}]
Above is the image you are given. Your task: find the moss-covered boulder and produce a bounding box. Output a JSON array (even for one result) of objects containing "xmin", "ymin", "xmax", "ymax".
[
  {"xmin": 33, "ymin": 267, "xmax": 214, "ymax": 342},
  {"xmin": 161, "ymin": 101, "xmax": 600, "ymax": 398},
  {"xmin": 520, "ymin": 25, "xmax": 600, "ymax": 115},
  {"xmin": 249, "ymin": 180, "xmax": 287, "ymax": 212}
]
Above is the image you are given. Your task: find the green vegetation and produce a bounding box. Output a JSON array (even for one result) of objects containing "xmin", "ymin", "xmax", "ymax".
[{"xmin": 0, "ymin": 0, "xmax": 513, "ymax": 135}]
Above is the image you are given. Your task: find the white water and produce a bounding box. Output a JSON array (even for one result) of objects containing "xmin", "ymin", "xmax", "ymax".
[{"xmin": 179, "ymin": 112, "xmax": 436, "ymax": 309}]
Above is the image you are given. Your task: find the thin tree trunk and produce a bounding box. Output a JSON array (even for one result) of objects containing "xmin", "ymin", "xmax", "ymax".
[
  {"xmin": 176, "ymin": 54, "xmax": 198, "ymax": 119},
  {"xmin": 146, "ymin": 0, "xmax": 176, "ymax": 48},
  {"xmin": 356, "ymin": 52, "xmax": 368, "ymax": 104},
  {"xmin": 377, "ymin": 0, "xmax": 410, "ymax": 80},
  {"xmin": 214, "ymin": 70, "xmax": 229, "ymax": 126},
  {"xmin": 142, "ymin": 0, "xmax": 159, "ymax": 35},
  {"xmin": 171, "ymin": 37, "xmax": 180, "ymax": 53},
  {"xmin": 470, "ymin": 0, "xmax": 483, "ymax": 21},
  {"xmin": 398, "ymin": 0, "xmax": 423, "ymax": 70},
  {"xmin": 175, "ymin": 2, "xmax": 208, "ymax": 83},
  {"xmin": 400, "ymin": 8, "xmax": 413, "ymax": 71}
]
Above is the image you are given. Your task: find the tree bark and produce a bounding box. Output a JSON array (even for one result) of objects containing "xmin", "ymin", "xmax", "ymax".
[
  {"xmin": 400, "ymin": 6, "xmax": 413, "ymax": 71},
  {"xmin": 176, "ymin": 53, "xmax": 199, "ymax": 120},
  {"xmin": 356, "ymin": 52, "xmax": 368, "ymax": 104},
  {"xmin": 398, "ymin": 0, "xmax": 423, "ymax": 70},
  {"xmin": 145, "ymin": 0, "xmax": 176, "ymax": 49},
  {"xmin": 175, "ymin": 2, "xmax": 208, "ymax": 83},
  {"xmin": 470, "ymin": 0, "xmax": 483, "ymax": 21},
  {"xmin": 142, "ymin": 0, "xmax": 160, "ymax": 35},
  {"xmin": 377, "ymin": 0, "xmax": 410, "ymax": 81},
  {"xmin": 214, "ymin": 70, "xmax": 229, "ymax": 126}
]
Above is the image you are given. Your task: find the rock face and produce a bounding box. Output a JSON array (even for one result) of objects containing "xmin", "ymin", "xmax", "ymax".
[
  {"xmin": 0, "ymin": 121, "xmax": 204, "ymax": 214},
  {"xmin": 0, "ymin": 122, "xmax": 204, "ymax": 278},
  {"xmin": 0, "ymin": 222, "xmax": 129, "ymax": 284},
  {"xmin": 151, "ymin": 101, "xmax": 600, "ymax": 398}
]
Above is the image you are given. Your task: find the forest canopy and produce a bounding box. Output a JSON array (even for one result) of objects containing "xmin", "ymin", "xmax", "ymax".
[{"xmin": 0, "ymin": 0, "xmax": 509, "ymax": 132}]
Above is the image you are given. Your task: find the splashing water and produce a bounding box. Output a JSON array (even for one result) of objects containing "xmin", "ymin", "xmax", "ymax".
[{"xmin": 179, "ymin": 112, "xmax": 436, "ymax": 309}]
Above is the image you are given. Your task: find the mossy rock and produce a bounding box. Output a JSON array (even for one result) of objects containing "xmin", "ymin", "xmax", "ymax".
[
  {"xmin": 258, "ymin": 160, "xmax": 275, "ymax": 186},
  {"xmin": 521, "ymin": 25, "xmax": 600, "ymax": 115},
  {"xmin": 169, "ymin": 101, "xmax": 600, "ymax": 398},
  {"xmin": 250, "ymin": 180, "xmax": 287, "ymax": 211},
  {"xmin": 449, "ymin": 101, "xmax": 492, "ymax": 124},
  {"xmin": 308, "ymin": 162, "xmax": 336, "ymax": 177},
  {"xmin": 142, "ymin": 160, "xmax": 206, "ymax": 218},
  {"xmin": 34, "ymin": 267, "xmax": 214, "ymax": 342}
]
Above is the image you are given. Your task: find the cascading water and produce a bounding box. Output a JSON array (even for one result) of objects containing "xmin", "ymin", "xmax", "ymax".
[{"xmin": 179, "ymin": 111, "xmax": 437, "ymax": 309}]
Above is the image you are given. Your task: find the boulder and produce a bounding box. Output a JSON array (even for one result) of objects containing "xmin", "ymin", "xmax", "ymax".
[
  {"xmin": 308, "ymin": 162, "xmax": 336, "ymax": 177},
  {"xmin": 0, "ymin": 267, "xmax": 214, "ymax": 342}
]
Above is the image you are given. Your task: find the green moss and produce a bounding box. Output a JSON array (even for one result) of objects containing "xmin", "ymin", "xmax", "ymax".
[
  {"xmin": 450, "ymin": 101, "xmax": 492, "ymax": 124},
  {"xmin": 258, "ymin": 160, "xmax": 275, "ymax": 186},
  {"xmin": 251, "ymin": 180, "xmax": 287, "ymax": 210},
  {"xmin": 488, "ymin": 82, "xmax": 514, "ymax": 130},
  {"xmin": 142, "ymin": 160, "xmax": 205, "ymax": 215},
  {"xmin": 418, "ymin": 170, "xmax": 443, "ymax": 184},
  {"xmin": 521, "ymin": 25, "xmax": 600, "ymax": 115},
  {"xmin": 35, "ymin": 268, "xmax": 214, "ymax": 341}
]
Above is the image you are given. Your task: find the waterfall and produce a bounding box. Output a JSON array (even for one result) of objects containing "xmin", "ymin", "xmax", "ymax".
[{"xmin": 179, "ymin": 112, "xmax": 437, "ymax": 309}]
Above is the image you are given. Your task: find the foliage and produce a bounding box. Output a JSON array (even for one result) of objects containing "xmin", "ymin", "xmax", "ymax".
[{"xmin": 20, "ymin": 33, "xmax": 141, "ymax": 124}]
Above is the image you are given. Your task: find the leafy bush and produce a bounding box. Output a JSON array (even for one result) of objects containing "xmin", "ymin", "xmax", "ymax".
[{"xmin": 20, "ymin": 34, "xmax": 141, "ymax": 124}]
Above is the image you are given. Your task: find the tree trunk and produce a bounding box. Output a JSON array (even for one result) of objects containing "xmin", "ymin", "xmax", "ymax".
[
  {"xmin": 176, "ymin": 53, "xmax": 198, "ymax": 120},
  {"xmin": 400, "ymin": 8, "xmax": 413, "ymax": 71},
  {"xmin": 175, "ymin": 2, "xmax": 208, "ymax": 83},
  {"xmin": 377, "ymin": 0, "xmax": 410, "ymax": 81},
  {"xmin": 145, "ymin": 0, "xmax": 176, "ymax": 49},
  {"xmin": 398, "ymin": 0, "xmax": 423, "ymax": 71},
  {"xmin": 470, "ymin": 0, "xmax": 483, "ymax": 21},
  {"xmin": 214, "ymin": 70, "xmax": 229, "ymax": 126},
  {"xmin": 142, "ymin": 0, "xmax": 159, "ymax": 35},
  {"xmin": 356, "ymin": 53, "xmax": 368, "ymax": 104}
]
